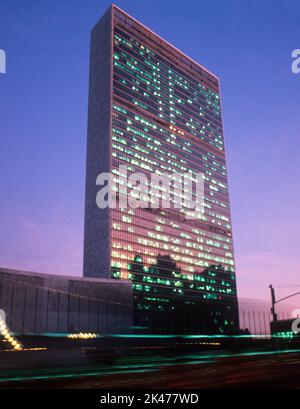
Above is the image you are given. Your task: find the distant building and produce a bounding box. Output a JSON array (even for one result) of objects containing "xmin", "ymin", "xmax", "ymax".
[
  {"xmin": 84, "ymin": 5, "xmax": 239, "ymax": 333},
  {"xmin": 270, "ymin": 318, "xmax": 297, "ymax": 339}
]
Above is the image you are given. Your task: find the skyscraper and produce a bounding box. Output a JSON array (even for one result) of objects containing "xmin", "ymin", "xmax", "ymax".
[{"xmin": 84, "ymin": 4, "xmax": 239, "ymax": 333}]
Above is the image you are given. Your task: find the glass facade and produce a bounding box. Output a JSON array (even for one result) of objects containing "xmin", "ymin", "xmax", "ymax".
[{"xmin": 84, "ymin": 5, "xmax": 239, "ymax": 334}]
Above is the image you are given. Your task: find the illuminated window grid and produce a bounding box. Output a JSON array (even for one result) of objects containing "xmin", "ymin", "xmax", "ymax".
[
  {"xmin": 109, "ymin": 12, "xmax": 236, "ymax": 300},
  {"xmin": 111, "ymin": 106, "xmax": 232, "ymax": 230},
  {"xmin": 113, "ymin": 28, "xmax": 224, "ymax": 150}
]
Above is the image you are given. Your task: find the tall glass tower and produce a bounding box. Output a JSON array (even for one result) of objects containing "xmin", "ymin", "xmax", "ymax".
[{"xmin": 84, "ymin": 5, "xmax": 239, "ymax": 334}]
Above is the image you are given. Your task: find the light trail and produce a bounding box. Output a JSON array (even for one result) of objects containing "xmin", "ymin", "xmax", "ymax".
[{"xmin": 0, "ymin": 347, "xmax": 300, "ymax": 384}]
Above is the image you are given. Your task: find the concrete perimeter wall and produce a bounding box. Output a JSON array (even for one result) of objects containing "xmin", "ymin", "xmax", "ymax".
[{"xmin": 0, "ymin": 268, "xmax": 132, "ymax": 334}]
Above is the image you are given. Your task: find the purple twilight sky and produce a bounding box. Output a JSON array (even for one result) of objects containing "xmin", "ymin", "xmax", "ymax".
[{"xmin": 0, "ymin": 0, "xmax": 299, "ymax": 304}]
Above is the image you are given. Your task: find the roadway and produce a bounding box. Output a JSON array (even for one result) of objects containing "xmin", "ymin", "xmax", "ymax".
[{"xmin": 1, "ymin": 338, "xmax": 300, "ymax": 388}]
